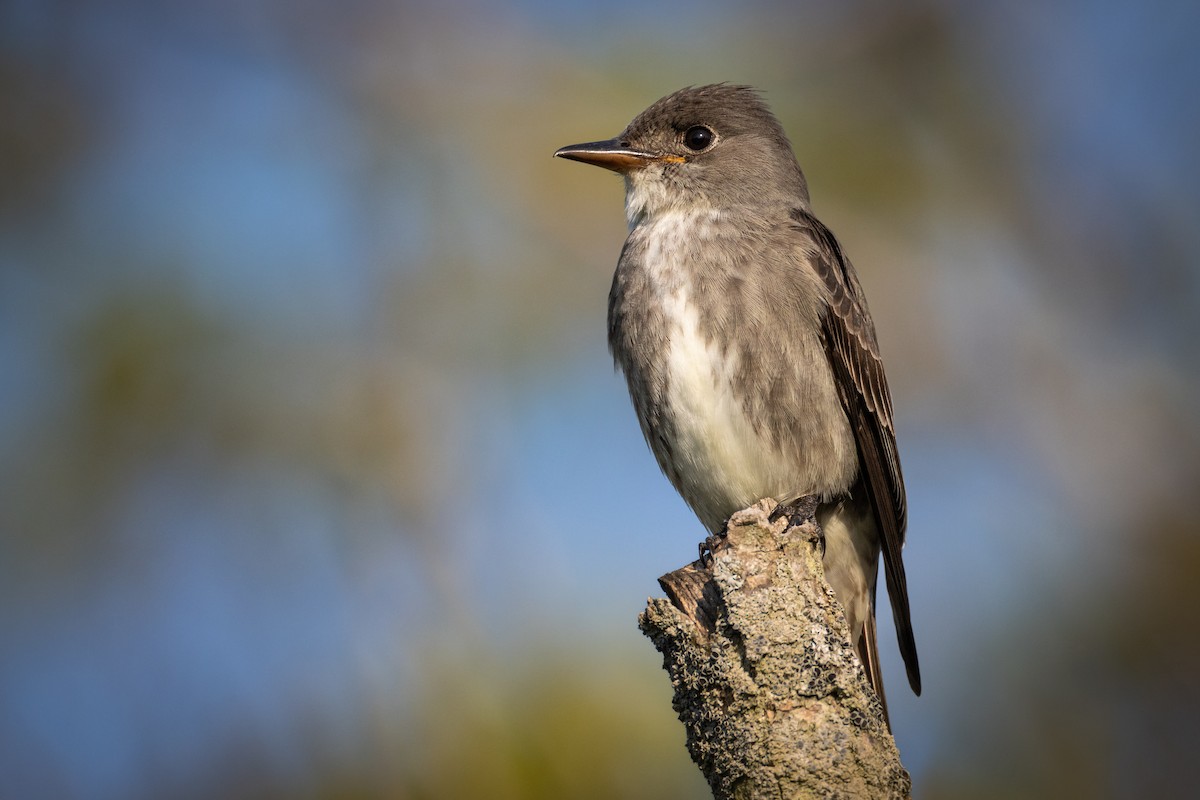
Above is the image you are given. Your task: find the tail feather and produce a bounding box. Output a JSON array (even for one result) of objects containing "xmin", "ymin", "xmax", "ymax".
[{"xmin": 856, "ymin": 609, "xmax": 891, "ymax": 730}]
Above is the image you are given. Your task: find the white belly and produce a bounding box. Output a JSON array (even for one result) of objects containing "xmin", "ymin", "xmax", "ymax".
[{"xmin": 662, "ymin": 288, "xmax": 797, "ymax": 532}]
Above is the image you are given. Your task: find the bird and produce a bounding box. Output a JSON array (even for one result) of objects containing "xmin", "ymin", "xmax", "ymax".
[{"xmin": 554, "ymin": 84, "xmax": 920, "ymax": 713}]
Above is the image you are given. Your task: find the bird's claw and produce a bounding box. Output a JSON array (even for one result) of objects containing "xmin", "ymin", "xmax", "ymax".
[
  {"xmin": 770, "ymin": 498, "xmax": 825, "ymax": 556},
  {"xmin": 698, "ymin": 530, "xmax": 728, "ymax": 567}
]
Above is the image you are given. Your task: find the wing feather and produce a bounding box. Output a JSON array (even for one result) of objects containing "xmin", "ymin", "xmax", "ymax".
[{"xmin": 791, "ymin": 208, "xmax": 922, "ymax": 695}]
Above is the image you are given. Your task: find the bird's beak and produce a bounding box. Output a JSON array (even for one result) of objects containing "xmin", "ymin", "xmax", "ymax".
[{"xmin": 554, "ymin": 139, "xmax": 681, "ymax": 173}]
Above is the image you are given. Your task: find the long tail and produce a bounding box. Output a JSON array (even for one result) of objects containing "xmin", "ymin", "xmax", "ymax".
[{"xmin": 856, "ymin": 608, "xmax": 891, "ymax": 730}]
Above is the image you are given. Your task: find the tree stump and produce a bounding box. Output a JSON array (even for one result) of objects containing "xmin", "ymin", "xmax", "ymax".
[{"xmin": 638, "ymin": 498, "xmax": 911, "ymax": 799}]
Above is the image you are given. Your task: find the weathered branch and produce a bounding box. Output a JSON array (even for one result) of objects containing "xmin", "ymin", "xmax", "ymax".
[{"xmin": 638, "ymin": 498, "xmax": 911, "ymax": 799}]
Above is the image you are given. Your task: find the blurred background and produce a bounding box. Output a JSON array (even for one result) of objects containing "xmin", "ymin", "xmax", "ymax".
[{"xmin": 1, "ymin": 0, "xmax": 1198, "ymax": 797}]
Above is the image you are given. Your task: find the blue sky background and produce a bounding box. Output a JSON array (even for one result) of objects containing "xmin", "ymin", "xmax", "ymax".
[{"xmin": 1, "ymin": 1, "xmax": 1198, "ymax": 797}]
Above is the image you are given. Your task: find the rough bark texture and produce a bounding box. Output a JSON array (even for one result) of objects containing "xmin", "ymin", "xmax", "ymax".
[{"xmin": 638, "ymin": 498, "xmax": 911, "ymax": 800}]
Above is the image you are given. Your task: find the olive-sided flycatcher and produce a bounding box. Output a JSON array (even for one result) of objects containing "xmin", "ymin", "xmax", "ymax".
[{"xmin": 554, "ymin": 84, "xmax": 920, "ymax": 710}]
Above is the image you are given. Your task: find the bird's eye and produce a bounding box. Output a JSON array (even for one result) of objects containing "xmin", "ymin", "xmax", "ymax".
[{"xmin": 683, "ymin": 125, "xmax": 714, "ymax": 151}]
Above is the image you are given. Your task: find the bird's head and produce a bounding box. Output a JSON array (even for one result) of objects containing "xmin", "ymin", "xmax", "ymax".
[{"xmin": 555, "ymin": 84, "xmax": 810, "ymax": 225}]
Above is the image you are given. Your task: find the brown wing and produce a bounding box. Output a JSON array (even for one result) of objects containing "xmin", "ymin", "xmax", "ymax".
[{"xmin": 791, "ymin": 208, "xmax": 922, "ymax": 695}]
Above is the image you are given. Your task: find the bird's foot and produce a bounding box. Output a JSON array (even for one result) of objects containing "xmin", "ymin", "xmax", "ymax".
[
  {"xmin": 769, "ymin": 497, "xmax": 825, "ymax": 556},
  {"xmin": 698, "ymin": 530, "xmax": 728, "ymax": 568}
]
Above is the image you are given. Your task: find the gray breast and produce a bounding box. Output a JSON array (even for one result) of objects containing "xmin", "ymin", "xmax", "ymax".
[{"xmin": 608, "ymin": 209, "xmax": 860, "ymax": 532}]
